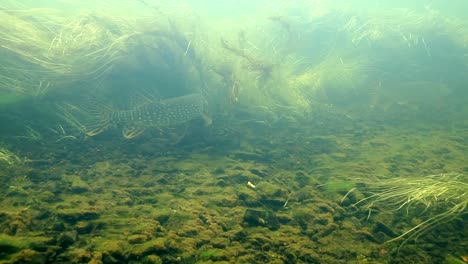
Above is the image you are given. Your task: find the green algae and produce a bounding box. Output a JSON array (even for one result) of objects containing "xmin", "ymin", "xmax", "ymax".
[
  {"xmin": 0, "ymin": 1, "xmax": 467, "ymax": 263},
  {"xmin": 0, "ymin": 119, "xmax": 465, "ymax": 263},
  {"xmin": 0, "ymin": 234, "xmax": 51, "ymax": 260}
]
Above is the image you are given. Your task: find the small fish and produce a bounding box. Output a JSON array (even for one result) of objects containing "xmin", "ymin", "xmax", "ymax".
[{"xmin": 85, "ymin": 93, "xmax": 210, "ymax": 139}]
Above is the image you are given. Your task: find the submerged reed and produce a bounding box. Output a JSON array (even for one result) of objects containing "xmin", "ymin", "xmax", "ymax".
[
  {"xmin": 0, "ymin": 147, "xmax": 22, "ymax": 165},
  {"xmin": 348, "ymin": 173, "xmax": 467, "ymax": 244},
  {"xmin": 0, "ymin": 4, "xmax": 149, "ymax": 95}
]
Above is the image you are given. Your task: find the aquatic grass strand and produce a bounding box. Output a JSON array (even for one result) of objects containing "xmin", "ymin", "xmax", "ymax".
[
  {"xmin": 0, "ymin": 4, "xmax": 151, "ymax": 95},
  {"xmin": 350, "ymin": 173, "xmax": 467, "ymax": 245},
  {"xmin": 0, "ymin": 148, "xmax": 22, "ymax": 166}
]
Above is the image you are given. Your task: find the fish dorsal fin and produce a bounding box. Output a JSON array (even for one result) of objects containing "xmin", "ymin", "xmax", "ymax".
[
  {"xmin": 122, "ymin": 125, "xmax": 146, "ymax": 139},
  {"xmin": 129, "ymin": 89, "xmax": 161, "ymax": 109}
]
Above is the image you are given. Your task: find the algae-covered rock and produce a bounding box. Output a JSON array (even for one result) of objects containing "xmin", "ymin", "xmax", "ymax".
[
  {"xmin": 9, "ymin": 249, "xmax": 45, "ymax": 264},
  {"xmin": 444, "ymin": 254, "xmax": 467, "ymax": 264},
  {"xmin": 0, "ymin": 234, "xmax": 23, "ymax": 255},
  {"xmin": 36, "ymin": 191, "xmax": 58, "ymax": 203},
  {"xmin": 242, "ymin": 208, "xmax": 280, "ymax": 230},
  {"xmin": 210, "ymin": 237, "xmax": 230, "ymax": 249},
  {"xmin": 6, "ymin": 186, "xmax": 29, "ymax": 197},
  {"xmin": 74, "ymin": 221, "xmax": 95, "ymax": 235},
  {"xmin": 144, "ymin": 254, "xmax": 163, "ymax": 264},
  {"xmin": 56, "ymin": 208, "xmax": 100, "ymax": 224},
  {"xmin": 55, "ymin": 248, "xmax": 92, "ymax": 263},
  {"xmin": 0, "ymin": 234, "xmax": 52, "ymax": 260},
  {"xmin": 199, "ymin": 248, "xmax": 229, "ymax": 261},
  {"xmin": 292, "ymin": 208, "xmax": 315, "ymax": 230},
  {"xmin": 127, "ymin": 234, "xmax": 148, "ymax": 244},
  {"xmin": 67, "ymin": 175, "xmax": 91, "ymax": 193},
  {"xmin": 58, "ymin": 231, "xmax": 77, "ymax": 249}
]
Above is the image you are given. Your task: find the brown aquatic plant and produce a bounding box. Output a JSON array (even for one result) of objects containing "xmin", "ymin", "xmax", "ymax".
[{"xmin": 220, "ymin": 38, "xmax": 274, "ymax": 79}]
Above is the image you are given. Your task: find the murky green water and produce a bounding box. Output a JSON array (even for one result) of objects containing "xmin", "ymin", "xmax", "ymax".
[{"xmin": 0, "ymin": 1, "xmax": 467, "ymax": 263}]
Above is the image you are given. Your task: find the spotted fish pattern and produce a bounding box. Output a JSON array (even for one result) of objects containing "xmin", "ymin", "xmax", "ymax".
[{"xmin": 86, "ymin": 93, "xmax": 208, "ymax": 138}]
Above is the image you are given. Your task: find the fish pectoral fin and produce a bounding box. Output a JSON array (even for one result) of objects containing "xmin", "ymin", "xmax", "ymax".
[
  {"xmin": 86, "ymin": 126, "xmax": 108, "ymax": 137},
  {"xmin": 85, "ymin": 119, "xmax": 112, "ymax": 137},
  {"xmin": 122, "ymin": 125, "xmax": 146, "ymax": 139}
]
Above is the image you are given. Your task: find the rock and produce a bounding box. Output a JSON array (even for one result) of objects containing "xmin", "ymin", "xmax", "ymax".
[
  {"xmin": 199, "ymin": 248, "xmax": 229, "ymax": 261},
  {"xmin": 258, "ymin": 198, "xmax": 286, "ymax": 211},
  {"xmin": 145, "ymin": 237, "xmax": 167, "ymax": 253},
  {"xmin": 10, "ymin": 249, "xmax": 45, "ymax": 264},
  {"xmin": 144, "ymin": 254, "xmax": 163, "ymax": 264},
  {"xmin": 36, "ymin": 191, "xmax": 58, "ymax": 203},
  {"xmin": 211, "ymin": 237, "xmax": 230, "ymax": 249},
  {"xmin": 242, "ymin": 209, "xmax": 280, "ymax": 230},
  {"xmin": 127, "ymin": 234, "xmax": 148, "ymax": 244},
  {"xmin": 69, "ymin": 175, "xmax": 91, "ymax": 193},
  {"xmin": 249, "ymin": 168, "xmax": 268, "ymax": 177},
  {"xmin": 56, "ymin": 209, "xmax": 100, "ymax": 224},
  {"xmin": 75, "ymin": 221, "xmax": 95, "ymax": 234},
  {"xmin": 0, "ymin": 241, "xmax": 20, "ymax": 255},
  {"xmin": 58, "ymin": 231, "xmax": 77, "ymax": 248},
  {"xmin": 214, "ymin": 179, "xmax": 228, "ymax": 187}
]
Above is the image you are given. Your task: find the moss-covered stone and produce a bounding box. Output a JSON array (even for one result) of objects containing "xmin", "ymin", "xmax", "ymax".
[
  {"xmin": 56, "ymin": 208, "xmax": 100, "ymax": 224},
  {"xmin": 128, "ymin": 234, "xmax": 148, "ymax": 244},
  {"xmin": 68, "ymin": 175, "xmax": 91, "ymax": 193}
]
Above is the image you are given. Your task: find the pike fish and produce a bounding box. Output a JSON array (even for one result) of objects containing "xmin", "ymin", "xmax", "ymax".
[{"xmin": 85, "ymin": 93, "xmax": 210, "ymax": 139}]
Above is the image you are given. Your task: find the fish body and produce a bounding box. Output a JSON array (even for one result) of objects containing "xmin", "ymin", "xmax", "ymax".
[
  {"xmin": 111, "ymin": 93, "xmax": 206, "ymax": 126},
  {"xmin": 86, "ymin": 93, "xmax": 208, "ymax": 138}
]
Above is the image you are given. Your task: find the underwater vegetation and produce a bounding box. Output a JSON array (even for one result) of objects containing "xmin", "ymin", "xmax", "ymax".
[
  {"xmin": 0, "ymin": 148, "xmax": 22, "ymax": 166},
  {"xmin": 0, "ymin": 0, "xmax": 467, "ymax": 263},
  {"xmin": 0, "ymin": 7, "xmax": 133, "ymax": 95},
  {"xmin": 344, "ymin": 173, "xmax": 467, "ymax": 246}
]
